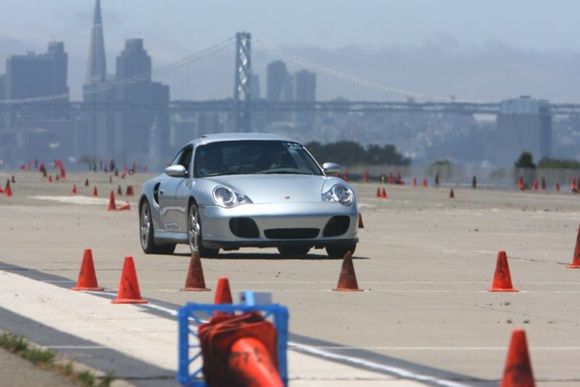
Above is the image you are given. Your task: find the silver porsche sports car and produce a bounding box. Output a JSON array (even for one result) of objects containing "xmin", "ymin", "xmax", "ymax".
[{"xmin": 139, "ymin": 133, "xmax": 358, "ymax": 258}]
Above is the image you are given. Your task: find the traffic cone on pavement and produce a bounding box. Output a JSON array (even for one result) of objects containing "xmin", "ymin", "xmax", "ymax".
[
  {"xmin": 489, "ymin": 251, "xmax": 518, "ymax": 292},
  {"xmin": 566, "ymin": 225, "xmax": 580, "ymax": 269},
  {"xmin": 126, "ymin": 185, "xmax": 134, "ymax": 196},
  {"xmin": 358, "ymin": 213, "xmax": 364, "ymax": 229},
  {"xmin": 11, "ymin": 175, "xmax": 15, "ymax": 183},
  {"xmin": 84, "ymin": 178, "xmax": 89, "ymax": 187},
  {"xmin": 107, "ymin": 190, "xmax": 117, "ymax": 211},
  {"xmin": 117, "ymin": 185, "xmax": 122, "ymax": 196},
  {"xmin": 228, "ymin": 337, "xmax": 284, "ymax": 387},
  {"xmin": 501, "ymin": 329, "xmax": 535, "ymax": 387},
  {"xmin": 214, "ymin": 276, "xmax": 233, "ymax": 304},
  {"xmin": 112, "ymin": 256, "xmax": 147, "ymax": 304},
  {"xmin": 71, "ymin": 185, "xmax": 78, "ymax": 195},
  {"xmin": 181, "ymin": 252, "xmax": 210, "ymax": 291},
  {"xmin": 333, "ymin": 251, "xmax": 362, "ymax": 291},
  {"xmin": 72, "ymin": 249, "xmax": 104, "ymax": 291},
  {"xmin": 449, "ymin": 189, "xmax": 455, "ymax": 198},
  {"xmin": 92, "ymin": 186, "xmax": 98, "ymax": 197},
  {"xmin": 381, "ymin": 187, "xmax": 388, "ymax": 199},
  {"xmin": 48, "ymin": 175, "xmax": 53, "ymax": 183},
  {"xmin": 376, "ymin": 187, "xmax": 381, "ymax": 198},
  {"xmin": 117, "ymin": 202, "xmax": 131, "ymax": 211},
  {"xmin": 5, "ymin": 181, "xmax": 12, "ymax": 197}
]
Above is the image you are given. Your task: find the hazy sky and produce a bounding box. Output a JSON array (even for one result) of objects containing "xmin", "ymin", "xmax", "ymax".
[{"xmin": 2, "ymin": 1, "xmax": 580, "ymax": 101}]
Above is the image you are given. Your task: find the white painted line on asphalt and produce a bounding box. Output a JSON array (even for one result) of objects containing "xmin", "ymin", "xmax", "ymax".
[
  {"xmin": 297, "ymin": 346, "xmax": 580, "ymax": 351},
  {"xmin": 46, "ymin": 345, "xmax": 108, "ymax": 349},
  {"xmin": 288, "ymin": 342, "xmax": 468, "ymax": 387}
]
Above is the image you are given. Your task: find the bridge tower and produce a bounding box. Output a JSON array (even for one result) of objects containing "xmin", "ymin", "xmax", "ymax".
[{"xmin": 234, "ymin": 32, "xmax": 252, "ymax": 132}]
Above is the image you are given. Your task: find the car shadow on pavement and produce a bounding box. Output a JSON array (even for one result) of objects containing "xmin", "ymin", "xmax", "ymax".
[{"xmin": 173, "ymin": 252, "xmax": 369, "ymax": 260}]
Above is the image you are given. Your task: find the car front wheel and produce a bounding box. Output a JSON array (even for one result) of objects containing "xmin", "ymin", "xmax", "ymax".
[
  {"xmin": 188, "ymin": 201, "xmax": 219, "ymax": 258},
  {"xmin": 140, "ymin": 200, "xmax": 176, "ymax": 255}
]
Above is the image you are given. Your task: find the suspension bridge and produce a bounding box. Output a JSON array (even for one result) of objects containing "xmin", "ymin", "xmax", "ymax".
[{"xmin": 2, "ymin": 32, "xmax": 580, "ymax": 134}]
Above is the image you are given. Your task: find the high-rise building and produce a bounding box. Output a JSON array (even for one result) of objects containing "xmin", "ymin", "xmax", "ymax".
[
  {"xmin": 294, "ymin": 70, "xmax": 317, "ymax": 126},
  {"xmin": 492, "ymin": 96, "xmax": 552, "ymax": 165},
  {"xmin": 82, "ymin": 0, "xmax": 113, "ymax": 161},
  {"xmin": 4, "ymin": 41, "xmax": 69, "ymax": 130},
  {"xmin": 294, "ymin": 70, "xmax": 316, "ymax": 102},
  {"xmin": 5, "ymin": 42, "xmax": 68, "ymax": 101},
  {"xmin": 266, "ymin": 60, "xmax": 291, "ymax": 102},
  {"xmin": 115, "ymin": 38, "xmax": 154, "ymax": 158},
  {"xmin": 86, "ymin": 0, "xmax": 107, "ymax": 84}
]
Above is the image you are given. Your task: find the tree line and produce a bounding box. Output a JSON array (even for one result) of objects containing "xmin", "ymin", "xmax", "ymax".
[{"xmin": 306, "ymin": 141, "xmax": 411, "ymax": 166}]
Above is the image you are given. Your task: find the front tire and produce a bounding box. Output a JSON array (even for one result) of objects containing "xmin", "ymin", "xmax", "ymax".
[
  {"xmin": 188, "ymin": 201, "xmax": 219, "ymax": 258},
  {"xmin": 140, "ymin": 200, "xmax": 176, "ymax": 255},
  {"xmin": 326, "ymin": 244, "xmax": 356, "ymax": 259}
]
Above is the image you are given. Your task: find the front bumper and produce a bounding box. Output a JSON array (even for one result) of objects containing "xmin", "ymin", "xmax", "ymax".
[{"xmin": 200, "ymin": 202, "xmax": 358, "ymax": 249}]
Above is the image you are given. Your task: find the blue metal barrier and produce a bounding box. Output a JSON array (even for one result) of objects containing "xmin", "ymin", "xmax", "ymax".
[{"xmin": 177, "ymin": 302, "xmax": 289, "ymax": 387}]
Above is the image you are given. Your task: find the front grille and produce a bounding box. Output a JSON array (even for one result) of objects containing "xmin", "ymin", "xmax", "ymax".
[
  {"xmin": 323, "ymin": 216, "xmax": 350, "ymax": 237},
  {"xmin": 229, "ymin": 217, "xmax": 259, "ymax": 238},
  {"xmin": 264, "ymin": 228, "xmax": 319, "ymax": 239}
]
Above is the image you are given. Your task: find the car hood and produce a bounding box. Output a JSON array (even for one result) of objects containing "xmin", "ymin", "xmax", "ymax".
[{"xmin": 206, "ymin": 174, "xmax": 333, "ymax": 204}]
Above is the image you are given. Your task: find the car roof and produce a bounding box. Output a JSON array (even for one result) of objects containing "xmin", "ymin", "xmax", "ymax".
[{"xmin": 186, "ymin": 132, "xmax": 297, "ymax": 147}]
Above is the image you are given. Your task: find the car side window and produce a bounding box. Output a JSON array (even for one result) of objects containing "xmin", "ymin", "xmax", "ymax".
[{"xmin": 177, "ymin": 146, "xmax": 193, "ymax": 175}]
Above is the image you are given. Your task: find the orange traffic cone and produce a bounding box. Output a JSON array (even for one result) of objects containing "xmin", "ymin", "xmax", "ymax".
[
  {"xmin": 71, "ymin": 185, "xmax": 78, "ymax": 195},
  {"xmin": 566, "ymin": 225, "xmax": 580, "ymax": 269},
  {"xmin": 333, "ymin": 251, "xmax": 362, "ymax": 291},
  {"xmin": 501, "ymin": 329, "xmax": 535, "ymax": 387},
  {"xmin": 84, "ymin": 178, "xmax": 89, "ymax": 187},
  {"xmin": 48, "ymin": 175, "xmax": 53, "ymax": 183},
  {"xmin": 381, "ymin": 187, "xmax": 388, "ymax": 199},
  {"xmin": 181, "ymin": 252, "xmax": 210, "ymax": 291},
  {"xmin": 5, "ymin": 181, "xmax": 12, "ymax": 197},
  {"xmin": 376, "ymin": 187, "xmax": 381, "ymax": 198},
  {"xmin": 107, "ymin": 190, "xmax": 117, "ymax": 211},
  {"xmin": 92, "ymin": 186, "xmax": 98, "ymax": 197},
  {"xmin": 556, "ymin": 183, "xmax": 560, "ymax": 192},
  {"xmin": 358, "ymin": 213, "xmax": 364, "ymax": 229},
  {"xmin": 117, "ymin": 202, "xmax": 131, "ymax": 211},
  {"xmin": 228, "ymin": 337, "xmax": 284, "ymax": 387},
  {"xmin": 449, "ymin": 189, "xmax": 455, "ymax": 198},
  {"xmin": 422, "ymin": 177, "xmax": 428, "ymax": 187},
  {"xmin": 126, "ymin": 185, "xmax": 134, "ymax": 196},
  {"xmin": 489, "ymin": 251, "xmax": 518, "ymax": 292},
  {"xmin": 72, "ymin": 249, "xmax": 104, "ymax": 291},
  {"xmin": 112, "ymin": 256, "xmax": 147, "ymax": 304},
  {"xmin": 214, "ymin": 276, "xmax": 233, "ymax": 304}
]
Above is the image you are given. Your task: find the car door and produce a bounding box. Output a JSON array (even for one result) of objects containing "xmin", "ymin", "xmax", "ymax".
[{"xmin": 162, "ymin": 145, "xmax": 193, "ymax": 231}]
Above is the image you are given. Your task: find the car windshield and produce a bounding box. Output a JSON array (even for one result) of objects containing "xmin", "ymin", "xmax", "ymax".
[{"xmin": 193, "ymin": 140, "xmax": 323, "ymax": 178}]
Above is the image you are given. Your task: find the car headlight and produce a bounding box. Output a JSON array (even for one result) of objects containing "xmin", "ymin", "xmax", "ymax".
[
  {"xmin": 212, "ymin": 186, "xmax": 252, "ymax": 208},
  {"xmin": 322, "ymin": 184, "xmax": 354, "ymax": 206}
]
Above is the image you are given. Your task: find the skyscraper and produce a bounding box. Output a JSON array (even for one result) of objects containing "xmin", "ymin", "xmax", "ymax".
[
  {"xmin": 266, "ymin": 60, "xmax": 291, "ymax": 102},
  {"xmin": 82, "ymin": 0, "xmax": 114, "ymax": 160},
  {"xmin": 115, "ymin": 38, "xmax": 153, "ymax": 157},
  {"xmin": 86, "ymin": 0, "xmax": 107, "ymax": 84},
  {"xmin": 294, "ymin": 70, "xmax": 316, "ymax": 126}
]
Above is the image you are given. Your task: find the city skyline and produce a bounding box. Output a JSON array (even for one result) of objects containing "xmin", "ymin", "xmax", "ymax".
[{"xmin": 3, "ymin": 1, "xmax": 580, "ymax": 102}]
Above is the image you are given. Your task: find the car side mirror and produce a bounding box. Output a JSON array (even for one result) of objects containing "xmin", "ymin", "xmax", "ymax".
[
  {"xmin": 322, "ymin": 162, "xmax": 342, "ymax": 175},
  {"xmin": 165, "ymin": 165, "xmax": 188, "ymax": 177}
]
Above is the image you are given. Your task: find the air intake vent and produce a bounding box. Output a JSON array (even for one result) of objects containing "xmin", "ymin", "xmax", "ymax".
[
  {"xmin": 229, "ymin": 217, "xmax": 259, "ymax": 238},
  {"xmin": 323, "ymin": 216, "xmax": 350, "ymax": 237},
  {"xmin": 264, "ymin": 228, "xmax": 319, "ymax": 239}
]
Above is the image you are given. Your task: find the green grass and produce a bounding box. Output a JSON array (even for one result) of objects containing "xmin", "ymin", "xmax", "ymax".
[{"xmin": 0, "ymin": 331, "xmax": 115, "ymax": 387}]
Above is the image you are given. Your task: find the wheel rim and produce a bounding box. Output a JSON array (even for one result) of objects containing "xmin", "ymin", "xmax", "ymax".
[
  {"xmin": 189, "ymin": 205, "xmax": 201, "ymax": 252},
  {"xmin": 140, "ymin": 203, "xmax": 151, "ymax": 249}
]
